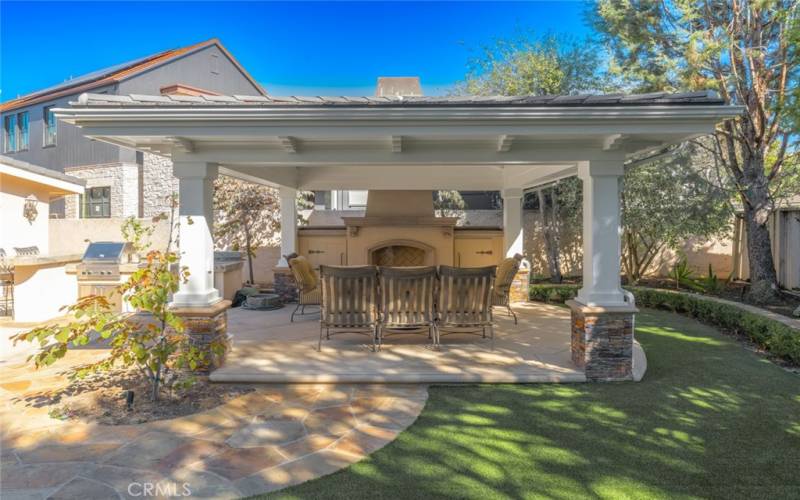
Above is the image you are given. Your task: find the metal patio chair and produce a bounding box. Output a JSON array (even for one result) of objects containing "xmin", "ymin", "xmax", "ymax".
[
  {"xmin": 318, "ymin": 265, "xmax": 380, "ymax": 351},
  {"xmin": 377, "ymin": 266, "xmax": 437, "ymax": 349},
  {"xmin": 288, "ymin": 255, "xmax": 321, "ymax": 322},
  {"xmin": 435, "ymin": 265, "xmax": 496, "ymax": 348},
  {"xmin": 492, "ymin": 254, "xmax": 523, "ymax": 324}
]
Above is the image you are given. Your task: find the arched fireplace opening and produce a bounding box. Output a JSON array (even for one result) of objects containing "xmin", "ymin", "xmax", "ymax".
[{"xmin": 369, "ymin": 240, "xmax": 434, "ymax": 267}]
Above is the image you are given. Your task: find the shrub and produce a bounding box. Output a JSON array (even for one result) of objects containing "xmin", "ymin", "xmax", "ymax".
[
  {"xmin": 12, "ymin": 196, "xmax": 224, "ymax": 401},
  {"xmin": 529, "ymin": 284, "xmax": 580, "ymax": 303},
  {"xmin": 528, "ymin": 284, "xmax": 800, "ymax": 364}
]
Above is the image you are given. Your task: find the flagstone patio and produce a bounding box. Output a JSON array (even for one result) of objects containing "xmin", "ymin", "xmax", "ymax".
[{"xmin": 0, "ymin": 350, "xmax": 428, "ymax": 499}]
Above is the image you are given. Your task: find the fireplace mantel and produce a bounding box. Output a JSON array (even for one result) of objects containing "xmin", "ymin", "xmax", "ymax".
[{"xmin": 341, "ymin": 216, "xmax": 459, "ymax": 237}]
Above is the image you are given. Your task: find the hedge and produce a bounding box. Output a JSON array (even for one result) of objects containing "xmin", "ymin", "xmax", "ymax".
[{"xmin": 528, "ymin": 284, "xmax": 800, "ymax": 364}]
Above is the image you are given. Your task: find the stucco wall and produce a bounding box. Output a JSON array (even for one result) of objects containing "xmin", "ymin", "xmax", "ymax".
[
  {"xmin": 240, "ymin": 246, "xmax": 281, "ymax": 285},
  {"xmin": 49, "ymin": 218, "xmax": 172, "ymax": 256},
  {"xmin": 13, "ymin": 263, "xmax": 78, "ymax": 322},
  {"xmin": 522, "ymin": 208, "xmax": 733, "ymax": 280},
  {"xmin": 0, "ymin": 174, "xmax": 52, "ymax": 255},
  {"xmin": 523, "ymin": 209, "xmax": 583, "ymax": 279}
]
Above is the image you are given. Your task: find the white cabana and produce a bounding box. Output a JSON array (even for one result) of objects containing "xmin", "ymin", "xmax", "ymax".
[{"xmin": 56, "ymin": 91, "xmax": 740, "ymax": 381}]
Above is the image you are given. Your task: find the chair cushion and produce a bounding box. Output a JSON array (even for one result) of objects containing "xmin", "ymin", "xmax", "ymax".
[{"xmin": 289, "ymin": 256, "xmax": 318, "ymax": 293}]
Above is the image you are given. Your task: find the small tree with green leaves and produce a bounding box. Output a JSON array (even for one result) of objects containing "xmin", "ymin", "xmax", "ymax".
[
  {"xmin": 12, "ymin": 195, "xmax": 222, "ymax": 401},
  {"xmin": 621, "ymin": 143, "xmax": 733, "ymax": 283},
  {"xmin": 214, "ymin": 176, "xmax": 280, "ymax": 284}
]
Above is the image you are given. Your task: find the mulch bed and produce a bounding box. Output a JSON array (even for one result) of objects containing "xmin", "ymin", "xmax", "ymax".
[{"xmin": 38, "ymin": 369, "xmax": 254, "ymax": 425}]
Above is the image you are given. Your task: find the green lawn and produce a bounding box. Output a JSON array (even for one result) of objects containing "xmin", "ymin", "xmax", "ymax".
[{"xmin": 265, "ymin": 309, "xmax": 800, "ymax": 499}]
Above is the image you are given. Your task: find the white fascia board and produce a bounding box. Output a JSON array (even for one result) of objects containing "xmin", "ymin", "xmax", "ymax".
[
  {"xmin": 54, "ymin": 104, "xmax": 745, "ymax": 125},
  {"xmin": 0, "ymin": 163, "xmax": 85, "ymax": 194}
]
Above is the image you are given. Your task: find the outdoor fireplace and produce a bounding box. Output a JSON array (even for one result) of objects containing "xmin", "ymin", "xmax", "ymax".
[
  {"xmin": 341, "ymin": 190, "xmax": 457, "ymax": 266},
  {"xmin": 369, "ymin": 242, "xmax": 431, "ymax": 267}
]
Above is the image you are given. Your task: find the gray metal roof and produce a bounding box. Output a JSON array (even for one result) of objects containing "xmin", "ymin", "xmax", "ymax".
[
  {"xmin": 0, "ymin": 155, "xmax": 86, "ymax": 186},
  {"xmin": 73, "ymin": 90, "xmax": 726, "ymax": 108}
]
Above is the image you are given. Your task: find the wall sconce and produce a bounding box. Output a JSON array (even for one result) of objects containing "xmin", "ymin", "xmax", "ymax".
[{"xmin": 23, "ymin": 195, "xmax": 38, "ymax": 224}]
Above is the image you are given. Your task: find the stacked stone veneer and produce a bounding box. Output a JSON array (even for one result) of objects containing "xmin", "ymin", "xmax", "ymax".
[
  {"xmin": 64, "ymin": 162, "xmax": 140, "ymax": 218},
  {"xmin": 567, "ymin": 300, "xmax": 635, "ymax": 382},
  {"xmin": 62, "ymin": 155, "xmax": 179, "ymax": 219},
  {"xmin": 142, "ymin": 153, "xmax": 180, "ymax": 217},
  {"xmin": 169, "ymin": 300, "xmax": 232, "ymax": 373},
  {"xmin": 273, "ymin": 268, "xmax": 299, "ymax": 303},
  {"xmin": 509, "ymin": 267, "xmax": 530, "ymax": 303}
]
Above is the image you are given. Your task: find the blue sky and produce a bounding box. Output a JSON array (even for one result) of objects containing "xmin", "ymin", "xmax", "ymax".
[{"xmin": 1, "ymin": 1, "xmax": 593, "ymax": 100}]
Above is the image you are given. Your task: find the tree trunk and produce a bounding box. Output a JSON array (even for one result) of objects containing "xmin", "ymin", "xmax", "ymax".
[
  {"xmin": 740, "ymin": 156, "xmax": 781, "ymax": 304},
  {"xmin": 537, "ymin": 187, "xmax": 563, "ymax": 284},
  {"xmin": 244, "ymin": 223, "xmax": 255, "ymax": 284}
]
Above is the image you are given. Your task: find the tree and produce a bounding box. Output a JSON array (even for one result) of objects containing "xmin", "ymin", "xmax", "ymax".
[
  {"xmin": 457, "ymin": 33, "xmax": 608, "ymax": 279},
  {"xmin": 214, "ymin": 176, "xmax": 280, "ymax": 284},
  {"xmin": 593, "ymin": 0, "xmax": 800, "ymax": 302},
  {"xmin": 12, "ymin": 195, "xmax": 219, "ymax": 401},
  {"xmin": 525, "ymin": 179, "xmax": 583, "ymax": 283},
  {"xmin": 433, "ymin": 190, "xmax": 466, "ymax": 217},
  {"xmin": 621, "ymin": 143, "xmax": 733, "ymax": 282},
  {"xmin": 457, "ymin": 32, "xmax": 610, "ymax": 95}
]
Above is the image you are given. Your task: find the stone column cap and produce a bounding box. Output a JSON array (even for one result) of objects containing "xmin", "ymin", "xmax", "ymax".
[
  {"xmin": 566, "ymin": 299, "xmax": 638, "ymax": 314},
  {"xmin": 169, "ymin": 299, "xmax": 232, "ymax": 317}
]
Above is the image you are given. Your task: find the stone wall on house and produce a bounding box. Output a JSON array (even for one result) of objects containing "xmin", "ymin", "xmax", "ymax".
[
  {"xmin": 64, "ymin": 162, "xmax": 139, "ymax": 219},
  {"xmin": 142, "ymin": 153, "xmax": 179, "ymax": 218}
]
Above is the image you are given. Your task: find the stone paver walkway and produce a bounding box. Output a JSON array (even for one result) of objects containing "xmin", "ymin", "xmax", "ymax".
[{"xmin": 1, "ymin": 351, "xmax": 428, "ymax": 499}]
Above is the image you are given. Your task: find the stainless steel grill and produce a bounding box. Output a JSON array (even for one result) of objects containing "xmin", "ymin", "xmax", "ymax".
[{"xmin": 77, "ymin": 242, "xmax": 134, "ymax": 282}]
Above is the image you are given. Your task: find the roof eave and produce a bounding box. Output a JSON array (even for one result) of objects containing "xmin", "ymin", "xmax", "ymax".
[{"xmin": 55, "ymin": 104, "xmax": 745, "ymax": 125}]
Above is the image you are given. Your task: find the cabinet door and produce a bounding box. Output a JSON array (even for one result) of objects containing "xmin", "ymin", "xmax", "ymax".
[
  {"xmin": 299, "ymin": 236, "xmax": 347, "ymax": 268},
  {"xmin": 454, "ymin": 238, "xmax": 501, "ymax": 267}
]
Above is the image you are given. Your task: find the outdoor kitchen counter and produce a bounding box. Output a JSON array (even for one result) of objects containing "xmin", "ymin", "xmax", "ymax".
[
  {"xmin": 9, "ymin": 255, "xmax": 83, "ymax": 323},
  {"xmin": 10, "ymin": 254, "xmax": 82, "ymax": 267},
  {"xmin": 64, "ymin": 261, "xmax": 143, "ymax": 274}
]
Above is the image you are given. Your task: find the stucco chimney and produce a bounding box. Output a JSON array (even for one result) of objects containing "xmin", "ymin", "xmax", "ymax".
[{"xmin": 375, "ymin": 77, "xmax": 423, "ymax": 97}]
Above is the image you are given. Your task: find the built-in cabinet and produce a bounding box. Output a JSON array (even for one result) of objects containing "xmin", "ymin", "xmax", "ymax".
[
  {"xmin": 297, "ymin": 227, "xmax": 504, "ymax": 268},
  {"xmin": 298, "ymin": 229, "xmax": 348, "ymax": 268},
  {"xmin": 453, "ymin": 231, "xmax": 504, "ymax": 267}
]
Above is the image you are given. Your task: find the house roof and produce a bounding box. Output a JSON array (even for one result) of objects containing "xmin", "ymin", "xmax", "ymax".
[
  {"xmin": 0, "ymin": 155, "xmax": 85, "ymax": 194},
  {"xmin": 69, "ymin": 90, "xmax": 726, "ymax": 108},
  {"xmin": 0, "ymin": 38, "xmax": 266, "ymax": 113}
]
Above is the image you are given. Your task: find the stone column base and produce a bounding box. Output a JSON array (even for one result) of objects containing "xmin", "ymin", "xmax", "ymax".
[
  {"xmin": 509, "ymin": 267, "xmax": 530, "ymax": 303},
  {"xmin": 169, "ymin": 300, "xmax": 232, "ymax": 373},
  {"xmin": 566, "ymin": 300, "xmax": 637, "ymax": 382},
  {"xmin": 273, "ymin": 267, "xmax": 298, "ymax": 303}
]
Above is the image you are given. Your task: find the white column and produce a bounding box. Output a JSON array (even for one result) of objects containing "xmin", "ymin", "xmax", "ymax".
[
  {"xmin": 502, "ymin": 188, "xmax": 524, "ymax": 257},
  {"xmin": 576, "ymin": 159, "xmax": 626, "ymax": 307},
  {"xmin": 277, "ymin": 186, "xmax": 298, "ymax": 267},
  {"xmin": 171, "ymin": 161, "xmax": 221, "ymax": 307}
]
